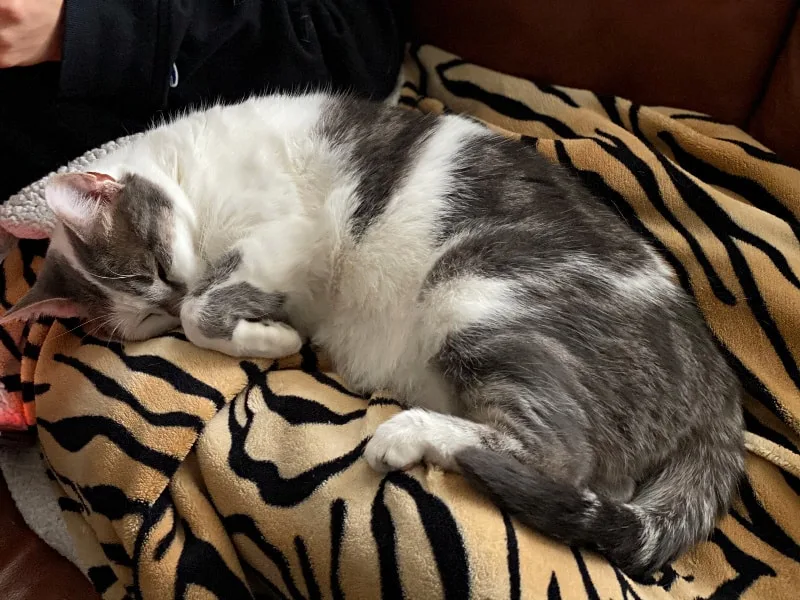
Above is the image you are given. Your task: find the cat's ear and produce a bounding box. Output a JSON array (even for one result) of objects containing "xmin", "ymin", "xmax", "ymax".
[
  {"xmin": 0, "ymin": 262, "xmax": 82, "ymax": 326},
  {"xmin": 45, "ymin": 171, "xmax": 123, "ymax": 237}
]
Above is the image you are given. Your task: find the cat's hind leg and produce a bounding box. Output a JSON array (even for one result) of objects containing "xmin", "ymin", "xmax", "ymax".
[{"xmin": 363, "ymin": 408, "xmax": 521, "ymax": 472}]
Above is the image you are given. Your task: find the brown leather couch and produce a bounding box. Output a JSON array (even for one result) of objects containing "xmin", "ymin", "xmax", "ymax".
[
  {"xmin": 410, "ymin": 0, "xmax": 800, "ymax": 167},
  {"xmin": 0, "ymin": 469, "xmax": 99, "ymax": 600},
  {"xmin": 1, "ymin": 2, "xmax": 797, "ymax": 598}
]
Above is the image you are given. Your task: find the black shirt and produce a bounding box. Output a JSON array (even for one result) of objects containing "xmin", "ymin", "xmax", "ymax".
[{"xmin": 0, "ymin": 0, "xmax": 405, "ymax": 200}]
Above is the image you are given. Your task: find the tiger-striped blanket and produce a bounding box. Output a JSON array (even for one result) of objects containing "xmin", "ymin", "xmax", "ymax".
[{"xmin": 1, "ymin": 44, "xmax": 799, "ymax": 599}]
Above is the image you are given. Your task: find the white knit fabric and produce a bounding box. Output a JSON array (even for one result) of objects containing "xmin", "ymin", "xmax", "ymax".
[
  {"xmin": 0, "ymin": 134, "xmax": 141, "ymax": 242},
  {"xmin": 0, "ymin": 446, "xmax": 84, "ymax": 572}
]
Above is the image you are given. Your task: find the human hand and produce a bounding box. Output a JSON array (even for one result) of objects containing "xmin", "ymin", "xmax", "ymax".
[{"xmin": 0, "ymin": 0, "xmax": 64, "ymax": 67}]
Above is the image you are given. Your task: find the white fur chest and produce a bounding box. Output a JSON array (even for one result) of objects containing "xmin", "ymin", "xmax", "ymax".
[
  {"xmin": 310, "ymin": 250, "xmax": 433, "ymax": 397},
  {"xmin": 300, "ymin": 229, "xmax": 456, "ymax": 413},
  {"xmin": 310, "ymin": 302, "xmax": 457, "ymax": 414}
]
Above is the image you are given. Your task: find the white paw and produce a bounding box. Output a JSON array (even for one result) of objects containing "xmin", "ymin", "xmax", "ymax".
[
  {"xmin": 230, "ymin": 320, "xmax": 303, "ymax": 358},
  {"xmin": 364, "ymin": 411, "xmax": 428, "ymax": 472}
]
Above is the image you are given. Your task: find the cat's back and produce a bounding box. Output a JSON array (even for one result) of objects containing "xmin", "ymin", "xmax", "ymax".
[
  {"xmin": 313, "ymin": 95, "xmax": 631, "ymax": 246},
  {"xmin": 311, "ymin": 95, "xmax": 645, "ymax": 286},
  {"xmin": 177, "ymin": 93, "xmax": 433, "ymax": 157}
]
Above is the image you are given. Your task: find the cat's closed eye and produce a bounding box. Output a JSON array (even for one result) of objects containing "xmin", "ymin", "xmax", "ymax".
[{"xmin": 156, "ymin": 261, "xmax": 177, "ymax": 287}]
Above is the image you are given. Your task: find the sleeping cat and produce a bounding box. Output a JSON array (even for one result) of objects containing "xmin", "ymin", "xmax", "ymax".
[{"xmin": 4, "ymin": 93, "xmax": 744, "ymax": 577}]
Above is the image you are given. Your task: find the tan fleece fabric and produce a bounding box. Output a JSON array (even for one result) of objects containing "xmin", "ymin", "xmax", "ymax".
[{"xmin": 1, "ymin": 45, "xmax": 798, "ymax": 598}]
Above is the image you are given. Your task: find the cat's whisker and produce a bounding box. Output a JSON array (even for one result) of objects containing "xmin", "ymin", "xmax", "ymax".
[
  {"xmin": 105, "ymin": 320, "xmax": 125, "ymax": 347},
  {"xmin": 84, "ymin": 267, "xmax": 139, "ymax": 280},
  {"xmin": 88, "ymin": 273, "xmax": 138, "ymax": 281},
  {"xmin": 51, "ymin": 314, "xmax": 111, "ymax": 340},
  {"xmin": 82, "ymin": 318, "xmax": 115, "ymax": 343}
]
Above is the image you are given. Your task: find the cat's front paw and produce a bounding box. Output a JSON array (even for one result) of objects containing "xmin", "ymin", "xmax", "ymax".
[
  {"xmin": 182, "ymin": 301, "xmax": 303, "ymax": 359},
  {"xmin": 364, "ymin": 411, "xmax": 428, "ymax": 472},
  {"xmin": 230, "ymin": 320, "xmax": 303, "ymax": 358}
]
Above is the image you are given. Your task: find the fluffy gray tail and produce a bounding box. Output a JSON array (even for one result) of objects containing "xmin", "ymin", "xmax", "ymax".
[{"xmin": 457, "ymin": 438, "xmax": 743, "ymax": 577}]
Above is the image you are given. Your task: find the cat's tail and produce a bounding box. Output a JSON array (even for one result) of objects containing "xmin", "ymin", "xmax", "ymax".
[{"xmin": 456, "ymin": 434, "xmax": 743, "ymax": 577}]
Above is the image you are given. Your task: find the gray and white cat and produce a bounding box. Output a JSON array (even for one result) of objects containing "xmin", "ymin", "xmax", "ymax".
[{"xmin": 4, "ymin": 93, "xmax": 744, "ymax": 577}]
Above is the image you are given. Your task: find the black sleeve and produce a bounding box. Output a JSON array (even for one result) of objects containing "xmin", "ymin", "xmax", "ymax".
[{"xmin": 59, "ymin": 0, "xmax": 405, "ymax": 110}]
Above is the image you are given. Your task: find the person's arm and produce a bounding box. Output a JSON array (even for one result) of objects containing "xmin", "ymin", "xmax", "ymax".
[
  {"xmin": 0, "ymin": 0, "xmax": 63, "ymax": 67},
  {"xmin": 58, "ymin": 0, "xmax": 405, "ymax": 110}
]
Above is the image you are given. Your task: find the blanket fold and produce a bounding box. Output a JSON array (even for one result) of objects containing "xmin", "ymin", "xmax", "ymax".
[{"xmin": 1, "ymin": 44, "xmax": 798, "ymax": 599}]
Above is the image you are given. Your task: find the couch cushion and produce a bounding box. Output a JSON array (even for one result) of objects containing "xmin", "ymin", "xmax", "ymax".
[
  {"xmin": 409, "ymin": 0, "xmax": 795, "ymax": 126},
  {"xmin": 749, "ymin": 10, "xmax": 800, "ymax": 168}
]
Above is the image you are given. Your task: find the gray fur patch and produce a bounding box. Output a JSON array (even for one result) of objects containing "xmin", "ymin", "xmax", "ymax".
[
  {"xmin": 319, "ymin": 98, "xmax": 437, "ymax": 239},
  {"xmin": 196, "ymin": 282, "xmax": 287, "ymax": 340},
  {"xmin": 30, "ymin": 252, "xmax": 110, "ymax": 316},
  {"xmin": 190, "ymin": 251, "xmax": 287, "ymax": 339},
  {"xmin": 400, "ymin": 123, "xmax": 746, "ymax": 575},
  {"xmin": 191, "ymin": 251, "xmax": 241, "ymax": 298}
]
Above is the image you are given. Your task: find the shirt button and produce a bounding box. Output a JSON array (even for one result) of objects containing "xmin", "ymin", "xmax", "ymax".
[{"xmin": 169, "ymin": 63, "xmax": 179, "ymax": 89}]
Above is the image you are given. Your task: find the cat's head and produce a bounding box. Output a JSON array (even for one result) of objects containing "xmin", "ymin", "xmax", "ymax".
[{"xmin": 1, "ymin": 171, "xmax": 195, "ymax": 340}]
